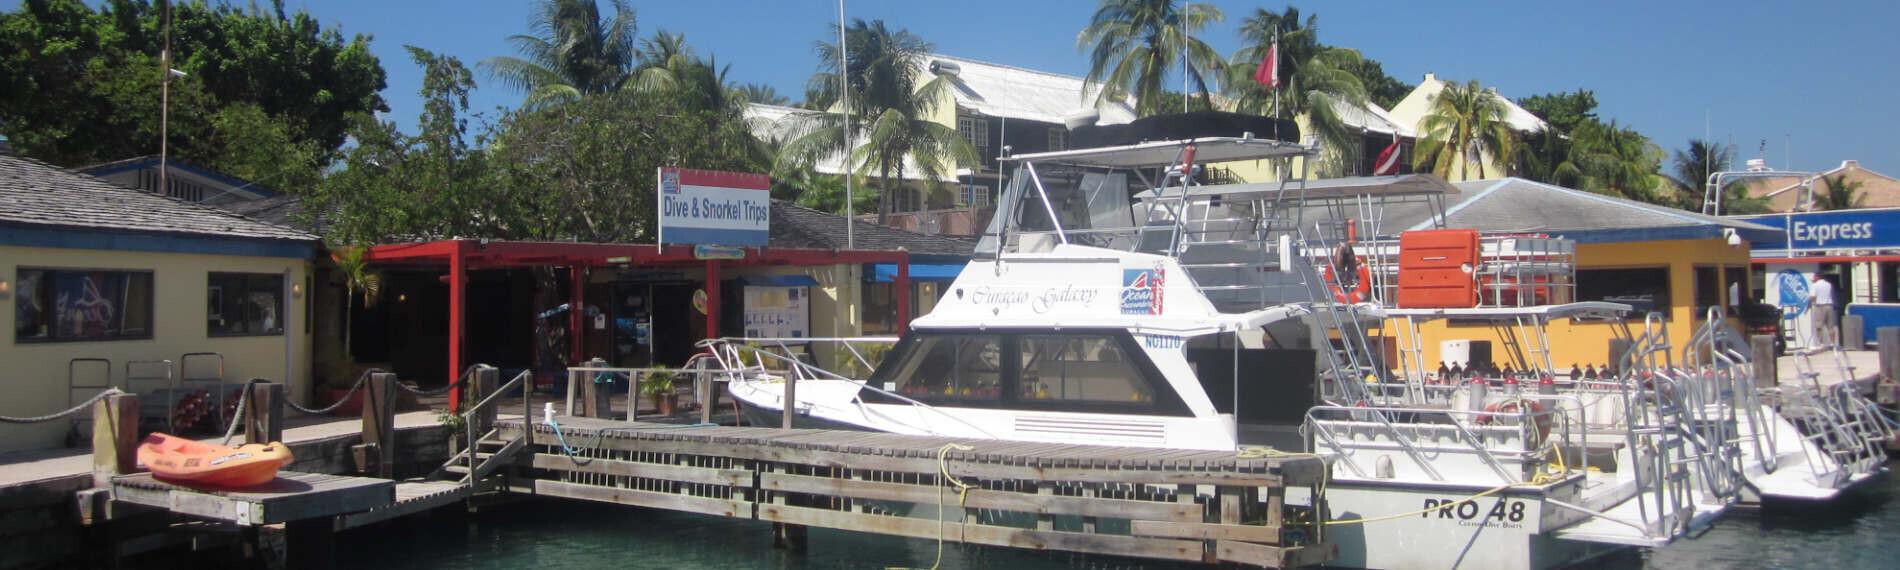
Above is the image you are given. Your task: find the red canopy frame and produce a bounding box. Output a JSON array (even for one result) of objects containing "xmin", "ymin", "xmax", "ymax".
[{"xmin": 364, "ymin": 240, "xmax": 911, "ymax": 410}]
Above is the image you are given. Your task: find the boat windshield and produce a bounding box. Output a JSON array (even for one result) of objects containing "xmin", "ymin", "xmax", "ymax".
[{"xmin": 865, "ymin": 330, "xmax": 1187, "ymax": 415}]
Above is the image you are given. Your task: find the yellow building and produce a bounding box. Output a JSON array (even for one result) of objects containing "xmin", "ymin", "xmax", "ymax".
[
  {"xmin": 1, "ymin": 154, "xmax": 316, "ymax": 452},
  {"xmin": 1376, "ymin": 178, "xmax": 1781, "ymax": 369},
  {"xmin": 1384, "ymin": 73, "xmax": 1549, "ymax": 182}
]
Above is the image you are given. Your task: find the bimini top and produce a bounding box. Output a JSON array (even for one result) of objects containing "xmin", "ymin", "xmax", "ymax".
[
  {"xmin": 1133, "ymin": 173, "xmax": 1459, "ymax": 202},
  {"xmin": 1000, "ymin": 137, "xmax": 1313, "ymax": 169}
]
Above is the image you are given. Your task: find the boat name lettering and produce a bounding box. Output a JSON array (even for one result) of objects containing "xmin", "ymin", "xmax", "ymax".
[
  {"xmin": 971, "ymin": 286, "xmax": 1099, "ymax": 313},
  {"xmin": 1419, "ymin": 498, "xmax": 1525, "ymax": 524},
  {"xmin": 1138, "ymin": 334, "xmax": 1184, "ymax": 349}
]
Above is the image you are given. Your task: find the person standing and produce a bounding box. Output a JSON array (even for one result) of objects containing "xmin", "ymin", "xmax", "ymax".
[{"xmin": 1808, "ymin": 273, "xmax": 1838, "ymax": 348}]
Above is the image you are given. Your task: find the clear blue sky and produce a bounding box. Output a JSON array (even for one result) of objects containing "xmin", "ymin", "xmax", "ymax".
[{"xmin": 21, "ymin": 1, "xmax": 1900, "ymax": 174}]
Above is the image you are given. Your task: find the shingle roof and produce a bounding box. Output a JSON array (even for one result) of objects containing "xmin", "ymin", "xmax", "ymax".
[
  {"xmin": 0, "ymin": 153, "xmax": 316, "ymax": 242},
  {"xmin": 769, "ymin": 200, "xmax": 973, "ymax": 256}
]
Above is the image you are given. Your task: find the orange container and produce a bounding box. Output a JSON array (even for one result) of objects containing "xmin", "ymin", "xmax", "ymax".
[{"xmin": 1397, "ymin": 229, "xmax": 1480, "ymax": 308}]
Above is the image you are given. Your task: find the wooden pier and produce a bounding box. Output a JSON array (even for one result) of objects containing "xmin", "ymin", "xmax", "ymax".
[{"xmin": 496, "ymin": 416, "xmax": 1335, "ymax": 568}]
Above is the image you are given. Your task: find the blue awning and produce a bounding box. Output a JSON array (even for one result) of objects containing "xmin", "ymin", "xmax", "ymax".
[
  {"xmin": 869, "ymin": 263, "xmax": 965, "ymax": 282},
  {"xmin": 735, "ymin": 274, "xmax": 819, "ymax": 287}
]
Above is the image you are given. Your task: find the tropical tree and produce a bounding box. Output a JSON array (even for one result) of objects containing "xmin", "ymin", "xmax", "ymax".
[
  {"xmin": 734, "ymin": 83, "xmax": 790, "ymax": 106},
  {"xmin": 776, "ymin": 19, "xmax": 976, "ymax": 223},
  {"xmin": 1222, "ymin": 6, "xmax": 1369, "ymax": 175},
  {"xmin": 1662, "ymin": 139, "xmax": 1734, "ymax": 209},
  {"xmin": 329, "ymin": 245, "xmax": 381, "ymax": 364},
  {"xmin": 1077, "ymin": 0, "xmax": 1225, "ymax": 117},
  {"xmin": 1816, "ymin": 174, "xmax": 1866, "ymax": 211},
  {"xmin": 480, "ymin": 0, "xmax": 638, "ymax": 107},
  {"xmin": 1412, "ymin": 79, "xmax": 1516, "ymax": 180},
  {"xmin": 1564, "ymin": 120, "xmax": 1661, "ymax": 201}
]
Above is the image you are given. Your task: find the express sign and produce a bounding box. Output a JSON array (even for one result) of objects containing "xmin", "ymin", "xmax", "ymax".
[{"xmin": 1741, "ymin": 208, "xmax": 1900, "ymax": 251}]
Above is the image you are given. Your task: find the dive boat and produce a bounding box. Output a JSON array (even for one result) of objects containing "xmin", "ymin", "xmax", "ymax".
[
  {"xmin": 720, "ymin": 137, "xmax": 1732, "ymax": 569},
  {"xmin": 137, "ymin": 432, "xmax": 293, "ymax": 487}
]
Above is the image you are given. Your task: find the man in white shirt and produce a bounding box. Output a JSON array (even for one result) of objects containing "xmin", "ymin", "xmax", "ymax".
[{"xmin": 1808, "ymin": 273, "xmax": 1838, "ymax": 347}]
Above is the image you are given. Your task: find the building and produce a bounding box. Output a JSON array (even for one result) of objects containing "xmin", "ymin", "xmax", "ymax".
[
  {"xmin": 1375, "ymin": 177, "xmax": 1777, "ymax": 368},
  {"xmin": 1385, "ymin": 73, "xmax": 1549, "ymax": 182},
  {"xmin": 1, "ymin": 153, "xmax": 318, "ymax": 452},
  {"xmin": 1735, "ymin": 206, "xmax": 1900, "ymax": 348},
  {"xmin": 78, "ymin": 155, "xmax": 278, "ymax": 205},
  {"xmin": 1737, "ymin": 159, "xmax": 1900, "ymax": 213}
]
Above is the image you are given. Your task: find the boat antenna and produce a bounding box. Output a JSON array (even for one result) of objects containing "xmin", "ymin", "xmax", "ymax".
[{"xmin": 839, "ymin": 0, "xmax": 853, "ymax": 249}]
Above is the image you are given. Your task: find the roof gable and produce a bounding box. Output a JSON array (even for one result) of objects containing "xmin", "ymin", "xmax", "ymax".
[{"xmin": 1, "ymin": 154, "xmax": 315, "ymax": 244}]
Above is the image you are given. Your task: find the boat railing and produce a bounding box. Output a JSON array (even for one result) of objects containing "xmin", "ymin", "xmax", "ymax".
[
  {"xmin": 1304, "ymin": 401, "xmax": 1580, "ymax": 486},
  {"xmin": 697, "ymin": 337, "xmax": 1000, "ymax": 439}
]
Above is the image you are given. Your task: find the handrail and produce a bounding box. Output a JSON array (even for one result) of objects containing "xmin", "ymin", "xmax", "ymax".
[{"xmin": 700, "ymin": 338, "xmax": 1000, "ymax": 439}]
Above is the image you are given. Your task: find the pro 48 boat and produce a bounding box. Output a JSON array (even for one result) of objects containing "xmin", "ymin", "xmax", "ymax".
[{"xmin": 716, "ymin": 137, "xmax": 1877, "ymax": 569}]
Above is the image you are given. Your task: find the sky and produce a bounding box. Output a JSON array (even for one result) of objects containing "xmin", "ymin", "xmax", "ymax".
[{"xmin": 17, "ymin": 1, "xmax": 1900, "ymax": 175}]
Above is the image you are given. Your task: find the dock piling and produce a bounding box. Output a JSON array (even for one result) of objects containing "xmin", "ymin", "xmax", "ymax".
[
  {"xmin": 244, "ymin": 380, "xmax": 284, "ymax": 445},
  {"xmin": 91, "ymin": 392, "xmax": 139, "ymax": 488},
  {"xmin": 353, "ymin": 372, "xmax": 398, "ymax": 477},
  {"xmin": 1752, "ymin": 335, "xmax": 1778, "ymax": 390}
]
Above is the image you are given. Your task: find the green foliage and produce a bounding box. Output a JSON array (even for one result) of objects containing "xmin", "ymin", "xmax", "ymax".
[
  {"xmin": 778, "ymin": 19, "xmax": 975, "ymax": 223},
  {"xmin": 480, "ymin": 0, "xmax": 638, "ymax": 108},
  {"xmin": 1517, "ymin": 90, "xmax": 1598, "ymax": 134},
  {"xmin": 640, "ymin": 371, "xmax": 675, "ymax": 396},
  {"xmin": 1564, "ymin": 120, "xmax": 1662, "ymax": 201},
  {"xmin": 0, "ymin": 0, "xmax": 386, "ymax": 177},
  {"xmin": 1078, "ymin": 0, "xmax": 1225, "ymax": 117},
  {"xmin": 787, "ymin": 171, "xmax": 879, "ymax": 216},
  {"xmin": 734, "ymin": 83, "xmax": 790, "ymax": 106},
  {"xmin": 1816, "ymin": 174, "xmax": 1866, "ymax": 211},
  {"xmin": 1412, "ymin": 79, "xmax": 1516, "ymax": 180},
  {"xmin": 1222, "ymin": 6, "xmax": 1369, "ymax": 176}
]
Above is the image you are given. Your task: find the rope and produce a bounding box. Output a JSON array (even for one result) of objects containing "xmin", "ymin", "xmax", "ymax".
[
  {"xmin": 395, "ymin": 364, "xmax": 488, "ymax": 396},
  {"xmin": 0, "ymin": 388, "xmax": 123, "ymax": 423},
  {"xmin": 286, "ymin": 369, "xmax": 381, "ymax": 415},
  {"xmin": 221, "ymin": 381, "xmax": 252, "ymax": 446}
]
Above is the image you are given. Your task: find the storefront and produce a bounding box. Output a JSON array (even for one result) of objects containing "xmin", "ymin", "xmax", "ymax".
[{"xmin": 1737, "ymin": 207, "xmax": 1900, "ymax": 347}]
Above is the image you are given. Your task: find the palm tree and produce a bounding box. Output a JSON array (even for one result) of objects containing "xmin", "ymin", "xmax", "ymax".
[
  {"xmin": 776, "ymin": 20, "xmax": 976, "ymax": 222},
  {"xmin": 1564, "ymin": 120, "xmax": 1662, "ymax": 201},
  {"xmin": 1412, "ymin": 80, "xmax": 1517, "ymax": 180},
  {"xmin": 481, "ymin": 0, "xmax": 639, "ymax": 107},
  {"xmin": 734, "ymin": 83, "xmax": 790, "ymax": 106},
  {"xmin": 1816, "ymin": 174, "xmax": 1866, "ymax": 211},
  {"xmin": 1222, "ymin": 7, "xmax": 1369, "ymax": 175},
  {"xmin": 1078, "ymin": 0, "xmax": 1225, "ymax": 117},
  {"xmin": 329, "ymin": 245, "xmax": 381, "ymax": 365},
  {"xmin": 1660, "ymin": 139, "xmax": 1735, "ymax": 209}
]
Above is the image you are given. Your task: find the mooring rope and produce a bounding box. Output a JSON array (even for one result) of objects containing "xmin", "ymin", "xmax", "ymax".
[
  {"xmin": 285, "ymin": 369, "xmax": 382, "ymax": 415},
  {"xmin": 220, "ymin": 381, "xmax": 253, "ymax": 446},
  {"xmin": 0, "ymin": 388, "xmax": 124, "ymax": 424},
  {"xmin": 887, "ymin": 442, "xmax": 976, "ymax": 570}
]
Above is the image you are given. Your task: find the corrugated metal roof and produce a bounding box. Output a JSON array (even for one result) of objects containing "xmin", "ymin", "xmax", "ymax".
[{"xmin": 921, "ymin": 54, "xmax": 1138, "ymax": 126}]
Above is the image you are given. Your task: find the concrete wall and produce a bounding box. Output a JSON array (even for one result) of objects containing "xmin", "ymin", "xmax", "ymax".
[
  {"xmin": 1391, "ymin": 238, "xmax": 1751, "ymax": 370},
  {"xmin": 1, "ymin": 245, "xmax": 311, "ymax": 452}
]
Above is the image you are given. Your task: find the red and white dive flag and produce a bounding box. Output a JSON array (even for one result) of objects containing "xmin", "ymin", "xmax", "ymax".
[
  {"xmin": 1253, "ymin": 37, "xmax": 1280, "ymax": 88},
  {"xmin": 1373, "ymin": 137, "xmax": 1402, "ymax": 176}
]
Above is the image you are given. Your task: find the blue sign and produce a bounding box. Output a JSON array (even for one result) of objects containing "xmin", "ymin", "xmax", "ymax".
[
  {"xmin": 1776, "ymin": 269, "xmax": 1809, "ymax": 317},
  {"xmin": 1740, "ymin": 208, "xmax": 1900, "ymax": 251},
  {"xmin": 1120, "ymin": 267, "xmax": 1164, "ymax": 315}
]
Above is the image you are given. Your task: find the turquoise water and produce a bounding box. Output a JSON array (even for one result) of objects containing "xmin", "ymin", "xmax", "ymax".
[{"xmin": 337, "ymin": 462, "xmax": 1896, "ymax": 569}]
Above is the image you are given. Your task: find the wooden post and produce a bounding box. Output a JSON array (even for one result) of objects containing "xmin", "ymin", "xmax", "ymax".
[
  {"xmin": 244, "ymin": 381, "xmax": 285, "ymax": 445},
  {"xmin": 471, "ymin": 367, "xmax": 499, "ymax": 437},
  {"xmin": 1878, "ymin": 328, "xmax": 1900, "ymax": 405},
  {"xmin": 580, "ymin": 371, "xmax": 599, "ymax": 419},
  {"xmin": 1752, "ymin": 335, "xmax": 1779, "ymax": 390},
  {"xmin": 1843, "ymin": 314, "xmax": 1865, "ymax": 350},
  {"xmin": 781, "ymin": 371, "xmax": 797, "ymax": 431},
  {"xmin": 353, "ymin": 372, "xmax": 398, "ymax": 478},
  {"xmin": 92, "ymin": 393, "xmax": 139, "ymax": 488}
]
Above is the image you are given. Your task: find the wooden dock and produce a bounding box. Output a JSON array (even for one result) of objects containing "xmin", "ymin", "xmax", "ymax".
[
  {"xmin": 110, "ymin": 471, "xmax": 394, "ymax": 526},
  {"xmin": 496, "ymin": 416, "xmax": 1335, "ymax": 568}
]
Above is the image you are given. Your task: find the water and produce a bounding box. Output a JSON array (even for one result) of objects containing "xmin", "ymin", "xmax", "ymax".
[{"xmin": 338, "ymin": 463, "xmax": 1897, "ymax": 569}]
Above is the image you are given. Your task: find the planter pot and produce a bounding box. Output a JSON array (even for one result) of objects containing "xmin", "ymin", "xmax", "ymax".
[{"xmin": 649, "ymin": 393, "xmax": 677, "ymax": 416}]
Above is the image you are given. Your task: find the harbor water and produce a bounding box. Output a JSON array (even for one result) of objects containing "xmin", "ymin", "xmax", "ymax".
[{"xmin": 336, "ymin": 461, "xmax": 1896, "ymax": 569}]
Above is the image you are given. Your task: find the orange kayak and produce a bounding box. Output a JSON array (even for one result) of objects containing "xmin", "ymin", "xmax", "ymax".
[{"xmin": 136, "ymin": 433, "xmax": 294, "ymax": 487}]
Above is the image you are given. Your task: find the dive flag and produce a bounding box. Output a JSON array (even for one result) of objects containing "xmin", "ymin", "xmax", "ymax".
[
  {"xmin": 1373, "ymin": 138, "xmax": 1403, "ymax": 176},
  {"xmin": 1252, "ymin": 38, "xmax": 1280, "ymax": 88}
]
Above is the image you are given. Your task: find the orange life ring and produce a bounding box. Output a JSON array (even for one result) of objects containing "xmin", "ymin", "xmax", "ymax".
[
  {"xmin": 1477, "ymin": 399, "xmax": 1553, "ymax": 444},
  {"xmin": 1321, "ymin": 264, "xmax": 1373, "ymax": 304}
]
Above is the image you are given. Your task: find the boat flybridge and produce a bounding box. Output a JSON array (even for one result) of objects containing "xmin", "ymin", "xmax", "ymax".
[{"xmin": 709, "ymin": 137, "xmax": 1840, "ymax": 569}]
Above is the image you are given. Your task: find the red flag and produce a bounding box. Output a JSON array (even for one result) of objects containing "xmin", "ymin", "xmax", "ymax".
[
  {"xmin": 1373, "ymin": 138, "xmax": 1403, "ymax": 176},
  {"xmin": 1252, "ymin": 39, "xmax": 1279, "ymax": 88}
]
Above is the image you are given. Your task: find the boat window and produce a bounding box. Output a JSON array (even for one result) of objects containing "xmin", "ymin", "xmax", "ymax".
[
  {"xmin": 1016, "ymin": 335, "xmax": 1153, "ymax": 404},
  {"xmin": 884, "ymin": 334, "xmax": 1005, "ymax": 402}
]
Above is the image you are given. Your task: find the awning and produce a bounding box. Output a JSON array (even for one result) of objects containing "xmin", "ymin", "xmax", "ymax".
[
  {"xmin": 869, "ymin": 263, "xmax": 965, "ymax": 282},
  {"xmin": 735, "ymin": 274, "xmax": 819, "ymax": 287}
]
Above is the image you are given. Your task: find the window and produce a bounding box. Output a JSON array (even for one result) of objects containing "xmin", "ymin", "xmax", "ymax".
[
  {"xmin": 880, "ymin": 334, "xmax": 1005, "ymax": 402},
  {"xmin": 957, "ymin": 115, "xmax": 989, "ymax": 153},
  {"xmin": 1578, "ymin": 267, "xmax": 1671, "ymax": 317},
  {"xmin": 208, "ymin": 273, "xmax": 285, "ymax": 336},
  {"xmin": 1047, "ymin": 127, "xmax": 1068, "ymax": 151},
  {"xmin": 1017, "ymin": 335, "xmax": 1153, "ymax": 404},
  {"xmin": 14, "ymin": 268, "xmax": 154, "ymax": 342},
  {"xmin": 1694, "ymin": 266, "xmax": 1750, "ymax": 313},
  {"xmin": 863, "ymin": 282, "xmax": 896, "ymax": 335}
]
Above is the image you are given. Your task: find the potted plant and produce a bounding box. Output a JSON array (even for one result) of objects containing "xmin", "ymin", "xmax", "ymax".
[
  {"xmin": 643, "ymin": 371, "xmax": 677, "ymax": 416},
  {"xmin": 318, "ymin": 245, "xmax": 382, "ymax": 416}
]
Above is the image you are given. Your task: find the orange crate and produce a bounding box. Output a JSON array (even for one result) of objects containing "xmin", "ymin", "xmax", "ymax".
[{"xmin": 1397, "ymin": 229, "xmax": 1479, "ymax": 308}]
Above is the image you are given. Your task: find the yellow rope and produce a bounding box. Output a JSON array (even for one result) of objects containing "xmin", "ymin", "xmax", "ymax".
[{"xmin": 887, "ymin": 442, "xmax": 975, "ymax": 570}]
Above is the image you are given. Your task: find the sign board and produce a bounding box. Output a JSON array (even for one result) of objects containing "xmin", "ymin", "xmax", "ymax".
[
  {"xmin": 658, "ymin": 167, "xmax": 771, "ymax": 246},
  {"xmin": 743, "ymin": 285, "xmax": 809, "ymax": 339},
  {"xmin": 1739, "ymin": 208, "xmax": 1900, "ymax": 252},
  {"xmin": 693, "ymin": 244, "xmax": 747, "ymax": 260}
]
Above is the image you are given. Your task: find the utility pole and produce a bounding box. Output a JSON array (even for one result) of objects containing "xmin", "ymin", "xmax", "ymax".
[
  {"xmin": 159, "ymin": 0, "xmax": 171, "ymax": 198},
  {"xmin": 839, "ymin": 0, "xmax": 854, "ymax": 249}
]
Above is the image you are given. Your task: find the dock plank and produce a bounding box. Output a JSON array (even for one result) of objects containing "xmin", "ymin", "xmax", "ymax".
[{"xmin": 111, "ymin": 471, "xmax": 394, "ymax": 526}]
